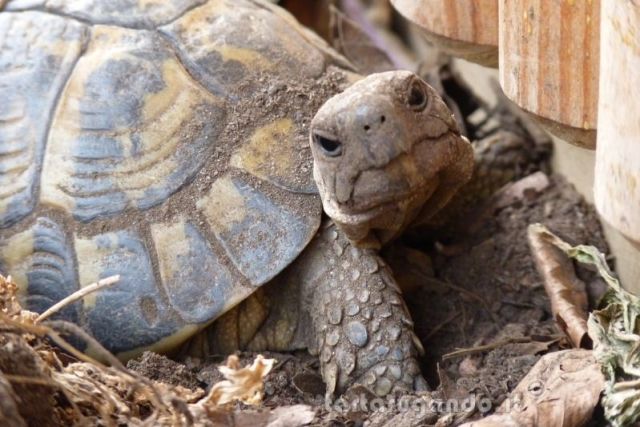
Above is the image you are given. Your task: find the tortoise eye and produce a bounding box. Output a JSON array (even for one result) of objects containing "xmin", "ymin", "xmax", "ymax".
[
  {"xmin": 407, "ymin": 81, "xmax": 428, "ymax": 111},
  {"xmin": 313, "ymin": 133, "xmax": 342, "ymax": 157}
]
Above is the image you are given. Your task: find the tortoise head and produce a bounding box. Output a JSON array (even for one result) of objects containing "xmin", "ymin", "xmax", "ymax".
[{"xmin": 310, "ymin": 70, "xmax": 474, "ymax": 247}]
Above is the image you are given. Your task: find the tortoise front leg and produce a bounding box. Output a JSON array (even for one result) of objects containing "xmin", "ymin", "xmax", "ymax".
[
  {"xmin": 196, "ymin": 219, "xmax": 429, "ymax": 398},
  {"xmin": 303, "ymin": 222, "xmax": 428, "ymax": 398}
]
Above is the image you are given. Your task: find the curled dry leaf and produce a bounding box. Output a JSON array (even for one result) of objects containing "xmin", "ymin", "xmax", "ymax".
[
  {"xmin": 0, "ymin": 275, "xmax": 37, "ymax": 324},
  {"xmin": 527, "ymin": 223, "xmax": 591, "ymax": 348},
  {"xmin": 198, "ymin": 354, "xmax": 276, "ymax": 408},
  {"xmin": 461, "ymin": 349, "xmax": 605, "ymax": 427}
]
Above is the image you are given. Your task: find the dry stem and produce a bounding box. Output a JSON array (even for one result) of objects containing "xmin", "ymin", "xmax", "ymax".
[{"xmin": 36, "ymin": 275, "xmax": 120, "ymax": 323}]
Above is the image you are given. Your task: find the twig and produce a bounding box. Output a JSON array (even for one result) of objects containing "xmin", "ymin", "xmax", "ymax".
[
  {"xmin": 501, "ymin": 299, "xmax": 537, "ymax": 309},
  {"xmin": 442, "ymin": 337, "xmax": 533, "ymax": 360},
  {"xmin": 43, "ymin": 320, "xmax": 173, "ymax": 417},
  {"xmin": 459, "ymin": 302, "xmax": 469, "ymax": 344},
  {"xmin": 442, "ymin": 335, "xmax": 563, "ymax": 360},
  {"xmin": 36, "ymin": 275, "xmax": 120, "ymax": 323},
  {"xmin": 44, "ymin": 320, "xmax": 124, "ymax": 371},
  {"xmin": 612, "ymin": 378, "xmax": 640, "ymax": 392},
  {"xmin": 4, "ymin": 373, "xmax": 61, "ymax": 387}
]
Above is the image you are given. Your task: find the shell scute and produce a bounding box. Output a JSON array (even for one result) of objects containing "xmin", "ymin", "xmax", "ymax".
[
  {"xmin": 0, "ymin": 12, "xmax": 87, "ymax": 226},
  {"xmin": 151, "ymin": 219, "xmax": 243, "ymax": 324},
  {"xmin": 6, "ymin": 0, "xmax": 207, "ymax": 29},
  {"xmin": 198, "ymin": 174, "xmax": 321, "ymax": 286},
  {"xmin": 40, "ymin": 25, "xmax": 226, "ymax": 221},
  {"xmin": 0, "ymin": 217, "xmax": 80, "ymax": 323},
  {"xmin": 76, "ymin": 229, "xmax": 181, "ymax": 354}
]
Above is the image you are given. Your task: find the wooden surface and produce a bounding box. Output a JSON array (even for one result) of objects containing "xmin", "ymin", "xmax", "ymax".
[
  {"xmin": 499, "ymin": 0, "xmax": 600, "ymax": 149},
  {"xmin": 594, "ymin": 0, "xmax": 640, "ymax": 244},
  {"xmin": 392, "ymin": 0, "xmax": 499, "ymax": 67}
]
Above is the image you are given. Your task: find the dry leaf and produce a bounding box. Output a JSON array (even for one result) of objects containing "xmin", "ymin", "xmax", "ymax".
[
  {"xmin": 199, "ymin": 354, "xmax": 276, "ymax": 408},
  {"xmin": 462, "ymin": 349, "xmax": 604, "ymax": 427},
  {"xmin": 266, "ymin": 404, "xmax": 316, "ymax": 427},
  {"xmin": 0, "ymin": 333, "xmax": 58, "ymax": 426},
  {"xmin": 0, "ymin": 275, "xmax": 37, "ymax": 324},
  {"xmin": 522, "ymin": 229, "xmax": 640, "ymax": 426},
  {"xmin": 527, "ymin": 223, "xmax": 591, "ymax": 348},
  {"xmin": 554, "ymin": 239, "xmax": 640, "ymax": 427},
  {"xmin": 0, "ymin": 371, "xmax": 25, "ymax": 427}
]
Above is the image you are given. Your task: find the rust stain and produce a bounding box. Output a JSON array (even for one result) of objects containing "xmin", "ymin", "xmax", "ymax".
[
  {"xmin": 610, "ymin": 14, "xmax": 640, "ymax": 55},
  {"xmin": 629, "ymin": 174, "xmax": 637, "ymax": 194}
]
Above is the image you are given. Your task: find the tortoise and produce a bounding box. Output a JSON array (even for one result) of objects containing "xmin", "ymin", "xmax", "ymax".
[{"xmin": 0, "ymin": 0, "xmax": 527, "ymax": 398}]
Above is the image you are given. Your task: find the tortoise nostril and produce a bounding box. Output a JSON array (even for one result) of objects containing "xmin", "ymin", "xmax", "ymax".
[{"xmin": 362, "ymin": 116, "xmax": 385, "ymax": 132}]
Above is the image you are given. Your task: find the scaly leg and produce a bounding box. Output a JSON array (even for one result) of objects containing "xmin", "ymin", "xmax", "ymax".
[{"xmin": 297, "ymin": 221, "xmax": 428, "ymax": 398}]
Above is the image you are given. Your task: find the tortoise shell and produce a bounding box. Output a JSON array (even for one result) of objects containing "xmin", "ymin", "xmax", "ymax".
[{"xmin": 0, "ymin": 0, "xmax": 348, "ymax": 357}]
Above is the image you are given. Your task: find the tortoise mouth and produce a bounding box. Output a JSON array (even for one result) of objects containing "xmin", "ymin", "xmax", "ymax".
[
  {"xmin": 334, "ymin": 182, "xmax": 437, "ymax": 219},
  {"xmin": 337, "ymin": 189, "xmax": 424, "ymax": 215}
]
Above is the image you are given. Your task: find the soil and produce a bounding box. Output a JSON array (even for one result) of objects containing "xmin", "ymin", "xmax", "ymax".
[{"xmin": 127, "ymin": 173, "xmax": 610, "ymax": 426}]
